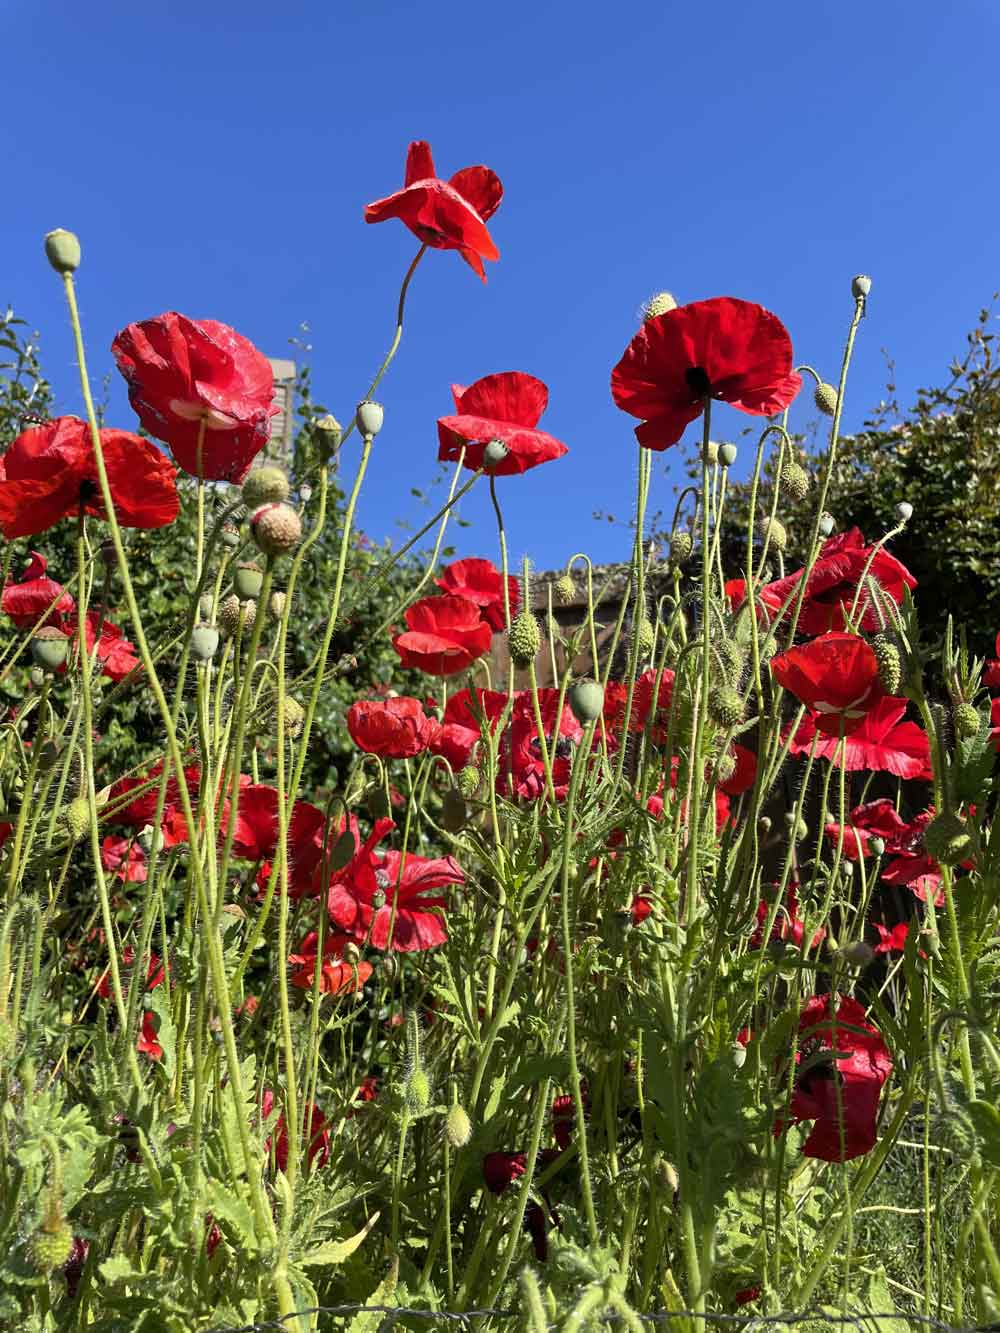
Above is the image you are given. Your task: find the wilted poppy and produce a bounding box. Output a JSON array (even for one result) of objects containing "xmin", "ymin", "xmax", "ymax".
[
  {"xmin": 392, "ymin": 594, "xmax": 492, "ymax": 676},
  {"xmin": 346, "ymin": 696, "xmax": 437, "ymax": 758},
  {"xmin": 437, "ymin": 373, "xmax": 569, "ymax": 475},
  {"xmin": 435, "ymin": 556, "xmax": 519, "ymax": 631},
  {"xmin": 1, "ymin": 552, "xmax": 74, "ymax": 629},
  {"xmin": 786, "ymin": 696, "xmax": 932, "ymax": 779},
  {"xmin": 0, "ymin": 416, "xmax": 179, "ymax": 539},
  {"xmin": 611, "ymin": 297, "xmax": 801, "ymax": 450},
  {"xmin": 365, "ymin": 140, "xmax": 502, "ymax": 281},
  {"xmin": 770, "ymin": 633, "xmax": 880, "ymax": 735},
  {"xmin": 112, "ymin": 313, "xmax": 278, "ymax": 483}
]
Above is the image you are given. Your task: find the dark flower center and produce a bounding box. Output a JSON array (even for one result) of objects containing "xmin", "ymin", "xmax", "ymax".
[
  {"xmin": 79, "ymin": 478, "xmax": 100, "ymax": 504},
  {"xmin": 685, "ymin": 366, "xmax": 712, "ymax": 399}
]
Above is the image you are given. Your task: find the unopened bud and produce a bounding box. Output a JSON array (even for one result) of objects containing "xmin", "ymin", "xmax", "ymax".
[
  {"xmin": 553, "ymin": 573, "xmax": 576, "ymax": 605},
  {"xmin": 781, "ymin": 461, "xmax": 811, "ymax": 501},
  {"xmin": 872, "ymin": 634, "xmax": 902, "ymax": 696},
  {"xmin": 708, "ymin": 685, "xmax": 743, "ymax": 729},
  {"xmin": 242, "ymin": 465, "xmax": 289, "ymax": 509},
  {"xmin": 269, "ymin": 591, "xmax": 287, "ymax": 619},
  {"xmin": 814, "ymin": 382, "xmax": 839, "ymax": 416},
  {"xmin": 405, "ymin": 1067, "xmax": 431, "ymax": 1115},
  {"xmin": 818, "ymin": 512, "xmax": 836, "ymax": 537},
  {"xmin": 954, "ymin": 702, "xmax": 980, "ymax": 740},
  {"xmin": 508, "ymin": 612, "xmax": 541, "ymax": 668},
  {"xmin": 444, "ymin": 1103, "xmax": 472, "ymax": 1148},
  {"xmin": 44, "ymin": 229, "xmax": 81, "ymax": 275},
  {"xmin": 251, "ymin": 503, "xmax": 302, "ymax": 557},
  {"xmin": 922, "ymin": 811, "xmax": 972, "ymax": 867},
  {"xmin": 457, "ymin": 766, "xmax": 481, "ymax": 799},
  {"xmin": 643, "ymin": 291, "xmax": 677, "ymax": 320},
  {"xmin": 669, "ymin": 531, "xmax": 693, "ymax": 565},
  {"xmin": 759, "ymin": 516, "xmax": 787, "ymax": 553},
  {"xmin": 636, "ymin": 618, "xmax": 655, "ymax": 657}
]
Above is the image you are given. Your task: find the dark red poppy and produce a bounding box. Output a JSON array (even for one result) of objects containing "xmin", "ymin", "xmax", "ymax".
[
  {"xmin": 435, "ymin": 557, "xmax": 519, "ymax": 631},
  {"xmin": 104, "ymin": 764, "xmax": 201, "ymax": 831},
  {"xmin": 100, "ymin": 834, "xmax": 147, "ymax": 883},
  {"xmin": 437, "ymin": 373, "xmax": 569, "ymax": 475},
  {"xmin": 749, "ymin": 883, "xmax": 825, "ymax": 951},
  {"xmin": 873, "ymin": 921, "xmax": 910, "ymax": 954},
  {"xmin": 826, "ymin": 801, "xmax": 944, "ymax": 904},
  {"xmin": 611, "ymin": 297, "xmax": 801, "ymax": 450},
  {"xmin": 111, "ymin": 312, "xmax": 278, "ymax": 483},
  {"xmin": 770, "ymin": 633, "xmax": 881, "ymax": 735},
  {"xmin": 786, "ymin": 696, "xmax": 932, "ymax": 779},
  {"xmin": 288, "ymin": 931, "xmax": 373, "ymax": 995},
  {"xmin": 481, "ymin": 1150, "xmax": 561, "ymax": 1261},
  {"xmin": 783, "ymin": 994, "xmax": 892, "ymax": 1162},
  {"xmin": 261, "ymin": 1088, "xmax": 330, "ymax": 1173},
  {"xmin": 630, "ymin": 893, "xmax": 653, "ymax": 924},
  {"xmin": 392, "ymin": 594, "xmax": 492, "ymax": 676},
  {"xmin": 624, "ymin": 668, "xmax": 677, "ymax": 743},
  {"xmin": 991, "ymin": 696, "xmax": 1000, "ymax": 752},
  {"xmin": 428, "ymin": 687, "xmax": 508, "ymax": 769},
  {"xmin": 1, "ymin": 552, "xmax": 74, "ymax": 629},
  {"xmin": 719, "ymin": 742, "xmax": 758, "ymax": 796},
  {"xmin": 500, "ymin": 688, "xmax": 583, "ymax": 802},
  {"xmin": 985, "ymin": 632, "xmax": 1000, "ymax": 689},
  {"xmin": 824, "ymin": 798, "xmax": 908, "ymax": 860},
  {"xmin": 346, "ymin": 696, "xmax": 436, "ymax": 758},
  {"xmin": 0, "ymin": 416, "xmax": 179, "ymax": 539},
  {"xmin": 365, "ymin": 140, "xmax": 502, "ymax": 281},
  {"xmin": 227, "ymin": 783, "xmax": 333, "ymax": 899},
  {"xmin": 327, "ymin": 818, "xmax": 463, "ymax": 951}
]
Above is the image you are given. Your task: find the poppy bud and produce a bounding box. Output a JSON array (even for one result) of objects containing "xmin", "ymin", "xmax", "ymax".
[
  {"xmin": 818, "ymin": 512, "xmax": 836, "ymax": 537},
  {"xmin": 355, "ymin": 400, "xmax": 384, "ymax": 438},
  {"xmin": 445, "ymin": 1103, "xmax": 472, "ymax": 1148},
  {"xmin": 954, "ymin": 702, "xmax": 980, "ymax": 740},
  {"xmin": 198, "ymin": 593, "xmax": 214, "ymax": 621},
  {"xmin": 269, "ymin": 591, "xmax": 287, "ymax": 619},
  {"xmin": 872, "ymin": 634, "xmax": 902, "ymax": 696},
  {"xmin": 895, "ymin": 501, "xmax": 913, "ymax": 523},
  {"xmin": 643, "ymin": 291, "xmax": 677, "ymax": 320},
  {"xmin": 380, "ymin": 954, "xmax": 397, "ymax": 981},
  {"xmin": 233, "ymin": 563, "xmax": 264, "ymax": 600},
  {"xmin": 719, "ymin": 442, "xmax": 738, "ymax": 467},
  {"xmin": 869, "ymin": 837, "xmax": 885, "ymax": 857},
  {"xmin": 63, "ymin": 797, "xmax": 90, "ymax": 842},
  {"xmin": 852, "ymin": 274, "xmax": 872, "ymax": 299},
  {"xmin": 784, "ymin": 812, "xmax": 808, "ymax": 842},
  {"xmin": 343, "ymin": 941, "xmax": 361, "ymax": 964},
  {"xmin": 553, "ymin": 574, "xmax": 576, "ymax": 605},
  {"xmin": 190, "ymin": 623, "xmax": 220, "ymax": 662},
  {"xmin": 569, "ymin": 679, "xmax": 604, "ymax": 725},
  {"xmin": 508, "ymin": 612, "xmax": 541, "ymax": 668},
  {"xmin": 276, "ymin": 695, "xmax": 305, "ymax": 739},
  {"xmin": 838, "ymin": 941, "xmax": 874, "ymax": 968},
  {"xmin": 27, "ymin": 1221, "xmax": 74, "ymax": 1273},
  {"xmin": 251, "ymin": 503, "xmax": 302, "ymax": 557},
  {"xmin": 366, "ymin": 787, "xmax": 391, "ymax": 821},
  {"xmin": 713, "ymin": 749, "xmax": 737, "ymax": 783},
  {"xmin": 780, "ymin": 461, "xmax": 811, "ymax": 501},
  {"xmin": 654, "ymin": 1157, "xmax": 679, "ymax": 1193},
  {"xmin": 44, "ymin": 229, "xmax": 81, "ymax": 275},
  {"xmin": 703, "ymin": 440, "xmax": 719, "ymax": 464},
  {"xmin": 242, "ymin": 465, "xmax": 290, "ymax": 509},
  {"xmin": 814, "ymin": 382, "xmax": 839, "ymax": 416},
  {"xmin": 708, "ymin": 685, "xmax": 743, "ymax": 729},
  {"xmin": 636, "ymin": 618, "xmax": 655, "ymax": 657},
  {"xmin": 669, "ymin": 531, "xmax": 693, "ymax": 566},
  {"xmin": 299, "ymin": 483, "xmax": 313, "ymax": 504},
  {"xmin": 457, "ymin": 766, "xmax": 481, "ymax": 799},
  {"xmin": 922, "ymin": 811, "xmax": 972, "ymax": 867},
  {"xmin": 758, "ymin": 816, "xmax": 772, "ymax": 836},
  {"xmin": 405, "ymin": 1067, "xmax": 431, "ymax": 1115},
  {"xmin": 483, "ymin": 439, "xmax": 508, "ymax": 469},
  {"xmin": 328, "ymin": 829, "xmax": 357, "ymax": 872},
  {"xmin": 221, "ymin": 524, "xmax": 241, "ymax": 550},
  {"xmin": 371, "ymin": 888, "xmax": 387, "ymax": 911},
  {"xmin": 717, "ymin": 640, "xmax": 745, "ymax": 685},
  {"xmin": 219, "ymin": 595, "xmax": 255, "ymax": 637},
  {"xmin": 31, "ymin": 626, "xmax": 69, "ymax": 672},
  {"xmin": 759, "ymin": 516, "xmax": 787, "ymax": 553}
]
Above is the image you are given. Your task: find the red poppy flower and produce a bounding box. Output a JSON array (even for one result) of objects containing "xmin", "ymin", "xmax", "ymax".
[
  {"xmin": 611, "ymin": 297, "xmax": 802, "ymax": 451},
  {"xmin": 985, "ymin": 633, "xmax": 1000, "ymax": 689},
  {"xmin": 364, "ymin": 140, "xmax": 502, "ymax": 281},
  {"xmin": 770, "ymin": 633, "xmax": 881, "ymax": 735},
  {"xmin": 437, "ymin": 373, "xmax": 569, "ymax": 475},
  {"xmin": 327, "ymin": 818, "xmax": 463, "ymax": 951},
  {"xmin": 104, "ymin": 764, "xmax": 202, "ymax": 831},
  {"xmin": 823, "ymin": 798, "xmax": 908, "ymax": 860},
  {"xmin": 96, "ymin": 948, "xmax": 164, "ymax": 1060},
  {"xmin": 784, "ymin": 994, "xmax": 892, "ymax": 1162},
  {"xmin": 227, "ymin": 783, "xmax": 333, "ymax": 898},
  {"xmin": 1, "ymin": 552, "xmax": 74, "ymax": 629},
  {"xmin": 481, "ymin": 1150, "xmax": 561, "ymax": 1261},
  {"xmin": 827, "ymin": 802, "xmax": 944, "ymax": 904},
  {"xmin": 346, "ymin": 696, "xmax": 436, "ymax": 758},
  {"xmin": 735, "ymin": 1287, "xmax": 761, "ymax": 1308},
  {"xmin": 76, "ymin": 613, "xmax": 141, "ymax": 683},
  {"xmin": 428, "ymin": 687, "xmax": 508, "ymax": 769},
  {"xmin": 0, "ymin": 416, "xmax": 179, "ymax": 539},
  {"xmin": 625, "ymin": 668, "xmax": 677, "ymax": 743},
  {"xmin": 111, "ymin": 312, "xmax": 278, "ymax": 483},
  {"xmin": 630, "ymin": 893, "xmax": 653, "ymax": 925},
  {"xmin": 749, "ymin": 883, "xmax": 825, "ymax": 951},
  {"xmin": 288, "ymin": 931, "xmax": 373, "ymax": 995},
  {"xmin": 786, "ymin": 696, "xmax": 932, "ymax": 779},
  {"xmin": 991, "ymin": 696, "xmax": 1000, "ymax": 752},
  {"xmin": 100, "ymin": 834, "xmax": 147, "ymax": 883},
  {"xmin": 393, "ymin": 594, "xmax": 492, "ymax": 676},
  {"xmin": 500, "ymin": 688, "xmax": 583, "ymax": 802},
  {"xmin": 873, "ymin": 921, "xmax": 910, "ymax": 954},
  {"xmin": 261, "ymin": 1088, "xmax": 330, "ymax": 1172},
  {"xmin": 729, "ymin": 529, "xmax": 916, "ymax": 636},
  {"xmin": 719, "ymin": 742, "xmax": 758, "ymax": 796},
  {"xmin": 435, "ymin": 557, "xmax": 519, "ymax": 631}
]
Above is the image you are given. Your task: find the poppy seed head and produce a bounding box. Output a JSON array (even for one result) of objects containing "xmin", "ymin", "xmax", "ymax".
[
  {"xmin": 251, "ymin": 503, "xmax": 302, "ymax": 557},
  {"xmin": 44, "ymin": 229, "xmax": 81, "ymax": 275}
]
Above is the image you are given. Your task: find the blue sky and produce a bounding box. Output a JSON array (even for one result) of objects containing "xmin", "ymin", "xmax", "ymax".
[{"xmin": 3, "ymin": 1, "xmax": 997, "ymax": 575}]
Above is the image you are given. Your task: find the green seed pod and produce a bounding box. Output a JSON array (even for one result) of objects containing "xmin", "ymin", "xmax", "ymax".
[
  {"xmin": 251, "ymin": 503, "xmax": 302, "ymax": 557},
  {"xmin": 190, "ymin": 623, "xmax": 220, "ymax": 662},
  {"xmin": 27, "ymin": 1222, "xmax": 73, "ymax": 1273},
  {"xmin": 44, "ymin": 229, "xmax": 81, "ymax": 274},
  {"xmin": 314, "ymin": 412, "xmax": 342, "ymax": 453},
  {"xmin": 221, "ymin": 523, "xmax": 241, "ymax": 550},
  {"xmin": 553, "ymin": 574, "xmax": 576, "ymax": 605},
  {"xmin": 922, "ymin": 811, "xmax": 972, "ymax": 867},
  {"xmin": 569, "ymin": 678, "xmax": 604, "ymax": 725},
  {"xmin": 508, "ymin": 612, "xmax": 541, "ymax": 668},
  {"xmin": 818, "ymin": 511, "xmax": 836, "ymax": 537},
  {"xmin": 233, "ymin": 562, "xmax": 264, "ymax": 600},
  {"xmin": 703, "ymin": 439, "xmax": 719, "ymax": 464},
  {"xmin": 483, "ymin": 439, "xmax": 508, "ymax": 469},
  {"xmin": 780, "ymin": 461, "xmax": 811, "ymax": 501},
  {"xmin": 872, "ymin": 634, "xmax": 902, "ymax": 696},
  {"xmin": 444, "ymin": 1103, "xmax": 472, "ymax": 1148},
  {"xmin": 355, "ymin": 400, "xmax": 384, "ymax": 437},
  {"xmin": 63, "ymin": 797, "xmax": 90, "ymax": 842},
  {"xmin": 457, "ymin": 766, "xmax": 481, "ymax": 799},
  {"xmin": 814, "ymin": 382, "xmax": 839, "ymax": 416},
  {"xmin": 669, "ymin": 531, "xmax": 693, "ymax": 565},
  {"xmin": 760, "ymin": 516, "xmax": 787, "ymax": 553},
  {"xmin": 953, "ymin": 702, "xmax": 980, "ymax": 740},
  {"xmin": 219, "ymin": 595, "xmax": 255, "ymax": 637},
  {"xmin": 708, "ymin": 685, "xmax": 743, "ymax": 729},
  {"xmin": 852, "ymin": 274, "xmax": 872, "ymax": 299},
  {"xmin": 643, "ymin": 291, "xmax": 677, "ymax": 320},
  {"xmin": 269, "ymin": 590, "xmax": 287, "ymax": 619},
  {"xmin": 869, "ymin": 836, "xmax": 886, "ymax": 857},
  {"xmin": 719, "ymin": 442, "xmax": 738, "ymax": 467},
  {"xmin": 242, "ymin": 465, "xmax": 290, "ymax": 509},
  {"xmin": 405, "ymin": 1067, "xmax": 431, "ymax": 1115},
  {"xmin": 31, "ymin": 626, "xmax": 69, "ymax": 671}
]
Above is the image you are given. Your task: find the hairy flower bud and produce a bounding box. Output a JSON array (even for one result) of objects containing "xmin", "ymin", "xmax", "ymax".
[
  {"xmin": 717, "ymin": 640, "xmax": 745, "ymax": 686},
  {"xmin": 31, "ymin": 626, "xmax": 69, "ymax": 672},
  {"xmin": 814, "ymin": 382, "xmax": 839, "ymax": 416},
  {"xmin": 553, "ymin": 573, "xmax": 576, "ymax": 605},
  {"xmin": 643, "ymin": 291, "xmax": 677, "ymax": 320},
  {"xmin": 703, "ymin": 439, "xmax": 719, "ymax": 464},
  {"xmin": 780, "ymin": 461, "xmax": 811, "ymax": 501},
  {"xmin": 569, "ymin": 679, "xmax": 604, "ymax": 725},
  {"xmin": 44, "ymin": 229, "xmax": 81, "ymax": 275},
  {"xmin": 508, "ymin": 612, "xmax": 541, "ymax": 668},
  {"xmin": 233, "ymin": 562, "xmax": 264, "ymax": 600},
  {"xmin": 636, "ymin": 617, "xmax": 655, "ymax": 657},
  {"xmin": 708, "ymin": 685, "xmax": 743, "ymax": 729},
  {"xmin": 27, "ymin": 1221, "xmax": 74, "ymax": 1273},
  {"xmin": 784, "ymin": 812, "xmax": 809, "ymax": 842},
  {"xmin": 276, "ymin": 695, "xmax": 305, "ymax": 739},
  {"xmin": 251, "ymin": 503, "xmax": 302, "ymax": 557},
  {"xmin": 922, "ymin": 811, "xmax": 972, "ymax": 867},
  {"xmin": 242, "ymin": 465, "xmax": 290, "ymax": 509},
  {"xmin": 954, "ymin": 702, "xmax": 980, "ymax": 740},
  {"xmin": 895, "ymin": 501, "xmax": 913, "ymax": 523},
  {"xmin": 457, "ymin": 766, "xmax": 481, "ymax": 799},
  {"xmin": 405, "ymin": 1067, "xmax": 431, "ymax": 1115},
  {"xmin": 63, "ymin": 797, "xmax": 90, "ymax": 843},
  {"xmin": 444, "ymin": 1103, "xmax": 472, "ymax": 1148},
  {"xmin": 872, "ymin": 634, "xmax": 902, "ymax": 696},
  {"xmin": 759, "ymin": 516, "xmax": 787, "ymax": 553},
  {"xmin": 669, "ymin": 531, "xmax": 693, "ymax": 566}
]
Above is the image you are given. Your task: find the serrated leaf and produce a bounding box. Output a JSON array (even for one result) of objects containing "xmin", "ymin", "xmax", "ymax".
[
  {"xmin": 203, "ymin": 1177, "xmax": 260, "ymax": 1253},
  {"xmin": 967, "ymin": 1099, "xmax": 1000, "ymax": 1167},
  {"xmin": 299, "ymin": 1210, "xmax": 379, "ymax": 1267}
]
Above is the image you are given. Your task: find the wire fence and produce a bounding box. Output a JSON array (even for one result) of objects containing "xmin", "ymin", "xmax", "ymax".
[{"xmin": 207, "ymin": 1304, "xmax": 1000, "ymax": 1333}]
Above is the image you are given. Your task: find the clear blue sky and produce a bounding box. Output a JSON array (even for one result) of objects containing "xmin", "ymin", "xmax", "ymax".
[{"xmin": 3, "ymin": 1, "xmax": 997, "ymax": 574}]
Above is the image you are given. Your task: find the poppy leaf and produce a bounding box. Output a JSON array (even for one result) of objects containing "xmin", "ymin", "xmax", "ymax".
[{"xmin": 299, "ymin": 1211, "xmax": 380, "ymax": 1266}]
